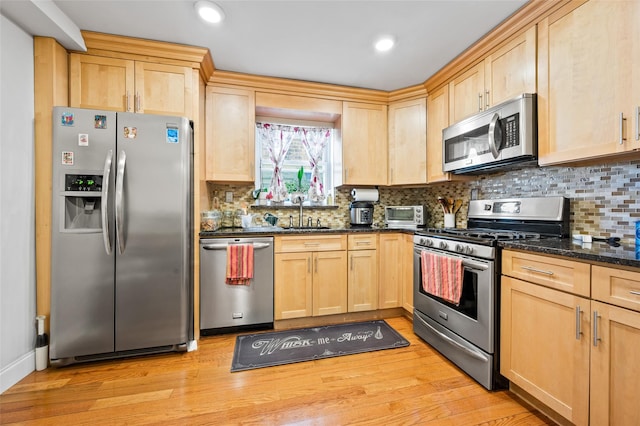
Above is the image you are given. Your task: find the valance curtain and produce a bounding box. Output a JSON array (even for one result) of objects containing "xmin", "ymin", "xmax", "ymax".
[
  {"xmin": 300, "ymin": 128, "xmax": 332, "ymax": 202},
  {"xmin": 256, "ymin": 123, "xmax": 298, "ymax": 202}
]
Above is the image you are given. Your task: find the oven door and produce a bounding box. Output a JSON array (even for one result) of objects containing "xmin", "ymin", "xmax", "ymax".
[{"xmin": 413, "ymin": 244, "xmax": 495, "ymax": 353}]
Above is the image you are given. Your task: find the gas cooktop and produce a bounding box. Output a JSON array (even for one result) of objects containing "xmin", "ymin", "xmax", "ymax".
[{"xmin": 417, "ymin": 227, "xmax": 541, "ymax": 241}]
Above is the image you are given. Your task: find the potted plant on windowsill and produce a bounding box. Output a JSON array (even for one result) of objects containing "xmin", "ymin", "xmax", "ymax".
[{"xmin": 290, "ymin": 166, "xmax": 306, "ymax": 205}]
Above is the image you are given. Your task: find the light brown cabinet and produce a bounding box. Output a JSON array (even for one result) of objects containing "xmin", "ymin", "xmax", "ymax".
[
  {"xmin": 274, "ymin": 235, "xmax": 347, "ymax": 320},
  {"xmin": 205, "ymin": 86, "xmax": 255, "ymax": 182},
  {"xmin": 590, "ymin": 266, "xmax": 640, "ymax": 426},
  {"xmin": 501, "ymin": 274, "xmax": 590, "ymax": 425},
  {"xmin": 401, "ymin": 233, "xmax": 414, "ymax": 313},
  {"xmin": 342, "ymin": 101, "xmax": 388, "ymax": 185},
  {"xmin": 502, "ymin": 250, "xmax": 640, "ymax": 425},
  {"xmin": 538, "ymin": 0, "xmax": 640, "ymax": 165},
  {"xmin": 387, "ymin": 98, "xmax": 426, "ymax": 185},
  {"xmin": 426, "ymin": 84, "xmax": 452, "ymax": 183},
  {"xmin": 69, "ymin": 54, "xmax": 194, "ymax": 117},
  {"xmin": 377, "ymin": 233, "xmax": 405, "ymax": 310},
  {"xmin": 347, "ymin": 234, "xmax": 378, "ymax": 312},
  {"xmin": 449, "ymin": 26, "xmax": 537, "ymax": 123}
]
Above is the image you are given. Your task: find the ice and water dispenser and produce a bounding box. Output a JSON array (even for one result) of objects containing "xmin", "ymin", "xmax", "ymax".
[{"xmin": 61, "ymin": 174, "xmax": 103, "ymax": 231}]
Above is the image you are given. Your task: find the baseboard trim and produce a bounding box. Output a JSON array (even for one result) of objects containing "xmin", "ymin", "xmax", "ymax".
[
  {"xmin": 1, "ymin": 350, "xmax": 35, "ymax": 394},
  {"xmin": 275, "ymin": 308, "xmax": 407, "ymax": 330}
]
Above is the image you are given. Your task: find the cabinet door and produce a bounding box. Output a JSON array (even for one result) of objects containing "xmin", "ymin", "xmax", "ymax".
[
  {"xmin": 274, "ymin": 252, "xmax": 312, "ymax": 320},
  {"xmin": 388, "ymin": 98, "xmax": 426, "ymax": 185},
  {"xmin": 348, "ymin": 250, "xmax": 378, "ymax": 312},
  {"xmin": 449, "ymin": 62, "xmax": 485, "ymax": 123},
  {"xmin": 401, "ymin": 234, "xmax": 414, "ymax": 312},
  {"xmin": 590, "ymin": 301, "xmax": 640, "ymax": 426},
  {"xmin": 205, "ymin": 86, "xmax": 255, "ymax": 182},
  {"xmin": 539, "ymin": 0, "xmax": 640, "ymax": 164},
  {"xmin": 484, "ymin": 26, "xmax": 537, "ymax": 107},
  {"xmin": 501, "ymin": 276, "xmax": 590, "ymax": 425},
  {"xmin": 378, "ymin": 233, "xmax": 403, "ymax": 309},
  {"xmin": 313, "ymin": 251, "xmax": 347, "ymax": 316},
  {"xmin": 426, "ymin": 85, "xmax": 451, "ymax": 183},
  {"xmin": 342, "ymin": 102, "xmax": 388, "ymax": 185},
  {"xmin": 69, "ymin": 54, "xmax": 134, "ymax": 112},
  {"xmin": 134, "ymin": 62, "xmax": 193, "ymax": 117}
]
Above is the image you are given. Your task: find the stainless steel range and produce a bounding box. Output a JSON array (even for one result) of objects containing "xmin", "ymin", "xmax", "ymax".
[{"xmin": 413, "ymin": 196, "xmax": 569, "ymax": 390}]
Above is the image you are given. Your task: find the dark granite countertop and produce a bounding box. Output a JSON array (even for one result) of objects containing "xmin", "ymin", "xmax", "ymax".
[
  {"xmin": 499, "ymin": 238, "xmax": 640, "ymax": 269},
  {"xmin": 199, "ymin": 226, "xmax": 415, "ymax": 239}
]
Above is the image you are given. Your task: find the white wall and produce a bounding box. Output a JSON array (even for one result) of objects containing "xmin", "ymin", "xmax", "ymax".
[{"xmin": 0, "ymin": 13, "xmax": 37, "ymax": 394}]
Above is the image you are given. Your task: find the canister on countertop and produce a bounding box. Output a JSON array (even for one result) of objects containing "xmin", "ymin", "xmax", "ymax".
[{"xmin": 200, "ymin": 210, "xmax": 221, "ymax": 231}]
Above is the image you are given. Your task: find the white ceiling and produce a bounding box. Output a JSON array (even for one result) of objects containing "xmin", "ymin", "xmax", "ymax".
[{"xmin": 3, "ymin": 0, "xmax": 528, "ymax": 92}]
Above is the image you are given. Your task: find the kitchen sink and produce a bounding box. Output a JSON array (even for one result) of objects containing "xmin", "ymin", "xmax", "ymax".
[{"xmin": 282, "ymin": 226, "xmax": 331, "ymax": 231}]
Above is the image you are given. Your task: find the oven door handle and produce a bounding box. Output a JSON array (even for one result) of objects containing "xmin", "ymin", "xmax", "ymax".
[
  {"xmin": 414, "ymin": 248, "xmax": 489, "ymax": 271},
  {"xmin": 415, "ymin": 314, "xmax": 489, "ymax": 362}
]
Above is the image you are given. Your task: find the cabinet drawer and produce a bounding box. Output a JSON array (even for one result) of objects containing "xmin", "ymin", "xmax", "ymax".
[
  {"xmin": 348, "ymin": 233, "xmax": 377, "ymax": 250},
  {"xmin": 592, "ymin": 266, "xmax": 640, "ymax": 313},
  {"xmin": 502, "ymin": 250, "xmax": 591, "ymax": 297},
  {"xmin": 275, "ymin": 235, "xmax": 347, "ymax": 253}
]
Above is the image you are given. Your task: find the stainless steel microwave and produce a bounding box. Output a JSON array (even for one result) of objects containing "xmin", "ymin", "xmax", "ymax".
[
  {"xmin": 384, "ymin": 205, "xmax": 426, "ymax": 229},
  {"xmin": 442, "ymin": 93, "xmax": 537, "ymax": 174}
]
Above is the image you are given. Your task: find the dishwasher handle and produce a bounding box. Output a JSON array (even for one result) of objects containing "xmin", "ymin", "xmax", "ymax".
[{"xmin": 202, "ymin": 242, "xmax": 271, "ymax": 250}]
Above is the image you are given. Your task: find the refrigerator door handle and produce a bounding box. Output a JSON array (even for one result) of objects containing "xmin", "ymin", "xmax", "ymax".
[
  {"xmin": 101, "ymin": 150, "xmax": 114, "ymax": 255},
  {"xmin": 115, "ymin": 150, "xmax": 127, "ymax": 254}
]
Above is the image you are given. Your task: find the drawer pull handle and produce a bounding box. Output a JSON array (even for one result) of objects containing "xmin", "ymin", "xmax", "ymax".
[
  {"xmin": 521, "ymin": 265, "xmax": 554, "ymax": 276},
  {"xmin": 593, "ymin": 311, "xmax": 601, "ymax": 347},
  {"xmin": 304, "ymin": 242, "xmax": 320, "ymax": 246},
  {"xmin": 630, "ymin": 290, "xmax": 640, "ymax": 296},
  {"xmin": 575, "ymin": 305, "xmax": 582, "ymax": 340},
  {"xmin": 356, "ymin": 241, "xmax": 371, "ymax": 245}
]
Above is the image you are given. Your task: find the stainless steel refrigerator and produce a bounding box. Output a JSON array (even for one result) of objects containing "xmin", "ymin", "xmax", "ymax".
[{"xmin": 50, "ymin": 107, "xmax": 193, "ymax": 366}]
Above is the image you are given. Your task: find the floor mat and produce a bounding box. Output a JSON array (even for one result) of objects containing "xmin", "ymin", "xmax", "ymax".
[{"xmin": 231, "ymin": 319, "xmax": 410, "ymax": 372}]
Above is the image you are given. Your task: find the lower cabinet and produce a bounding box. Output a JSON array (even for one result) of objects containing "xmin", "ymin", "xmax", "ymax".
[
  {"xmin": 402, "ymin": 233, "xmax": 414, "ymax": 312},
  {"xmin": 274, "ymin": 235, "xmax": 347, "ymax": 320},
  {"xmin": 501, "ymin": 275, "xmax": 590, "ymax": 425},
  {"xmin": 347, "ymin": 234, "xmax": 378, "ymax": 312},
  {"xmin": 590, "ymin": 267, "xmax": 640, "ymax": 426},
  {"xmin": 377, "ymin": 233, "xmax": 405, "ymax": 309},
  {"xmin": 274, "ymin": 232, "xmax": 415, "ymax": 320},
  {"xmin": 502, "ymin": 250, "xmax": 640, "ymax": 426}
]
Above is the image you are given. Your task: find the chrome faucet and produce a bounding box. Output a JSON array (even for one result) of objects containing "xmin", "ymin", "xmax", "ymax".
[{"xmin": 295, "ymin": 194, "xmax": 305, "ymax": 228}]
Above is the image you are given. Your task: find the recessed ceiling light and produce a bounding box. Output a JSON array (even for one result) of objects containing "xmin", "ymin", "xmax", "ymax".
[
  {"xmin": 195, "ymin": 1, "xmax": 225, "ymax": 24},
  {"xmin": 374, "ymin": 36, "xmax": 395, "ymax": 52}
]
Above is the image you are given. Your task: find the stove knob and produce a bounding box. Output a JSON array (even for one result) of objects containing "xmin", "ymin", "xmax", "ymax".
[
  {"xmin": 465, "ymin": 246, "xmax": 474, "ymax": 255},
  {"xmin": 419, "ymin": 238, "xmax": 427, "ymax": 246},
  {"xmin": 439, "ymin": 241, "xmax": 448, "ymax": 249},
  {"xmin": 425, "ymin": 239, "xmax": 434, "ymax": 247},
  {"xmin": 455, "ymin": 244, "xmax": 464, "ymax": 253}
]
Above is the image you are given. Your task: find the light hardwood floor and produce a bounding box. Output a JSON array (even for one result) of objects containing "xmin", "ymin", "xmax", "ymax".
[{"xmin": 0, "ymin": 316, "xmax": 553, "ymax": 425}]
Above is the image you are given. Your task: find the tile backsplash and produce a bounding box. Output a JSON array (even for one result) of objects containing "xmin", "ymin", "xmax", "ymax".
[{"xmin": 206, "ymin": 159, "xmax": 639, "ymax": 244}]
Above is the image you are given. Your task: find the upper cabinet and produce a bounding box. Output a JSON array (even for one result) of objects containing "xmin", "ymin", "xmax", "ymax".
[
  {"xmin": 538, "ymin": 0, "xmax": 640, "ymax": 165},
  {"xmin": 449, "ymin": 26, "xmax": 537, "ymax": 123},
  {"xmin": 388, "ymin": 97, "xmax": 427, "ymax": 185},
  {"xmin": 426, "ymin": 85, "xmax": 450, "ymax": 183},
  {"xmin": 342, "ymin": 101, "xmax": 388, "ymax": 185},
  {"xmin": 69, "ymin": 54, "xmax": 194, "ymax": 117},
  {"xmin": 205, "ymin": 86, "xmax": 256, "ymax": 182}
]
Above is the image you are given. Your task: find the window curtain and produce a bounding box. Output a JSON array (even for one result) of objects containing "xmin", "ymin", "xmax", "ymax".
[
  {"xmin": 300, "ymin": 128, "xmax": 331, "ymax": 202},
  {"xmin": 256, "ymin": 123, "xmax": 298, "ymax": 202}
]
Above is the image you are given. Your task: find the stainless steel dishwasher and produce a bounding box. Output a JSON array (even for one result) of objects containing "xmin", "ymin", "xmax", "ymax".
[{"xmin": 200, "ymin": 236, "xmax": 274, "ymax": 335}]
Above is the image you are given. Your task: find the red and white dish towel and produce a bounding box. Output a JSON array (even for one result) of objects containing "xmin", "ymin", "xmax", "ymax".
[
  {"xmin": 226, "ymin": 244, "xmax": 254, "ymax": 286},
  {"xmin": 420, "ymin": 251, "xmax": 463, "ymax": 305}
]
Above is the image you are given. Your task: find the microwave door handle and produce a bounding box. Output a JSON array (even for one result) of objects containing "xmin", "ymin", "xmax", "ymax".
[{"xmin": 488, "ymin": 113, "xmax": 503, "ymax": 159}]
